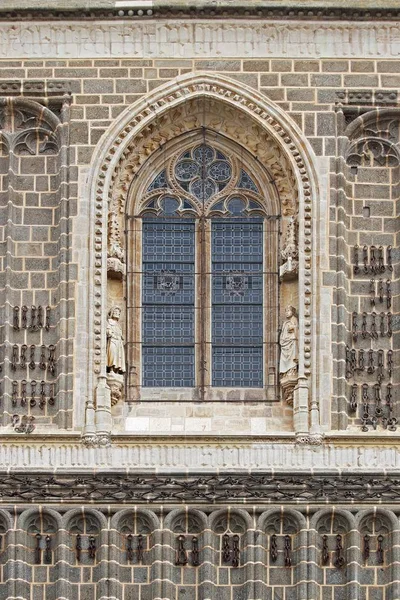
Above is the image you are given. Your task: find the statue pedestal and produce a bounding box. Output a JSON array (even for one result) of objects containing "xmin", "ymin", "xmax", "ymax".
[
  {"xmin": 106, "ymin": 372, "xmax": 124, "ymax": 406},
  {"xmin": 280, "ymin": 372, "xmax": 298, "ymax": 406}
]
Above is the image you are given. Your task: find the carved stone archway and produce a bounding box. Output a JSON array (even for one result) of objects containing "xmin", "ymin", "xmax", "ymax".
[{"xmin": 84, "ymin": 72, "xmax": 321, "ymax": 445}]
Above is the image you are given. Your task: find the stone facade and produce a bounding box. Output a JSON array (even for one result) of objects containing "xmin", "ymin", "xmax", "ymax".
[{"xmin": 0, "ymin": 2, "xmax": 399, "ymax": 599}]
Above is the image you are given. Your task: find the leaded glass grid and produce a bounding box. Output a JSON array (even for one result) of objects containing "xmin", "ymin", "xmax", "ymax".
[
  {"xmin": 142, "ymin": 219, "xmax": 195, "ymax": 387},
  {"xmin": 211, "ymin": 219, "xmax": 264, "ymax": 388},
  {"xmin": 136, "ymin": 139, "xmax": 278, "ymax": 394}
]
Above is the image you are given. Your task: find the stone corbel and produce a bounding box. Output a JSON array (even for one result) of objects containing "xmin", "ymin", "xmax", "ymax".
[
  {"xmin": 107, "ymin": 210, "xmax": 126, "ymax": 279},
  {"xmin": 280, "ymin": 214, "xmax": 299, "ymax": 280}
]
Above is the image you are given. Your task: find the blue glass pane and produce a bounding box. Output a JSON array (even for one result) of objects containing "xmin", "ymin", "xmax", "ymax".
[
  {"xmin": 143, "ymin": 347, "xmax": 194, "ymax": 387},
  {"xmin": 142, "ymin": 220, "xmax": 195, "ymax": 387},
  {"xmin": 212, "ymin": 219, "xmax": 263, "ymax": 388},
  {"xmin": 142, "ymin": 221, "xmax": 195, "ymax": 262},
  {"xmin": 238, "ymin": 169, "xmax": 259, "ymax": 192},
  {"xmin": 148, "ymin": 169, "xmax": 167, "ymax": 191},
  {"xmin": 192, "ymin": 144, "xmax": 214, "ymax": 165},
  {"xmin": 208, "ymin": 160, "xmax": 232, "ymax": 182},
  {"xmin": 212, "ymin": 347, "xmax": 263, "ymax": 387},
  {"xmin": 212, "ymin": 274, "xmax": 263, "ymax": 304},
  {"xmin": 175, "ymin": 159, "xmax": 199, "ymax": 181},
  {"xmin": 212, "ymin": 220, "xmax": 263, "ymax": 262}
]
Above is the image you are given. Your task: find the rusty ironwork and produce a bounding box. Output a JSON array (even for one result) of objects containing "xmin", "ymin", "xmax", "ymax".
[
  {"xmin": 367, "ymin": 350, "xmax": 375, "ymax": 374},
  {"xmin": 75, "ymin": 534, "xmax": 82, "ymax": 562},
  {"xmin": 386, "ymin": 280, "xmax": 391, "ymax": 309},
  {"xmin": 137, "ymin": 534, "xmax": 144, "ymax": 563},
  {"xmin": 30, "ymin": 305, "xmax": 37, "ymax": 331},
  {"xmin": 363, "ymin": 245, "xmax": 368, "ymax": 274},
  {"xmin": 222, "ymin": 533, "xmax": 231, "ymax": 563},
  {"xmin": 387, "ymin": 313, "xmax": 392, "ymax": 338},
  {"xmin": 39, "ymin": 381, "xmax": 46, "ymax": 410},
  {"xmin": 361, "ymin": 312, "xmax": 367, "ymax": 339},
  {"xmin": 48, "ymin": 383, "xmax": 55, "ymax": 406},
  {"xmin": 44, "ymin": 535, "xmax": 51, "ymax": 564},
  {"xmin": 39, "ymin": 345, "xmax": 46, "ymax": 370},
  {"xmin": 126, "ymin": 534, "xmax": 134, "ymax": 562},
  {"xmin": 322, "ymin": 535, "xmax": 329, "ymax": 566},
  {"xmin": 378, "ymin": 279, "xmax": 384, "ymax": 303},
  {"xmin": 370, "ymin": 245, "xmax": 377, "ymax": 274},
  {"xmin": 270, "ymin": 533, "xmax": 278, "ymax": 563},
  {"xmin": 333, "ymin": 534, "xmax": 345, "ymax": 568},
  {"xmin": 29, "ymin": 345, "xmax": 36, "ymax": 370},
  {"xmin": 20, "ymin": 344, "xmax": 27, "ymax": 369},
  {"xmin": 37, "ymin": 305, "xmax": 43, "ymax": 329},
  {"xmin": 191, "ymin": 536, "xmax": 200, "ymax": 566},
  {"xmin": 378, "ymin": 246, "xmax": 385, "ymax": 272},
  {"xmin": 48, "ymin": 345, "xmax": 56, "ymax": 376},
  {"xmin": 377, "ymin": 350, "xmax": 384, "ymax": 384},
  {"xmin": 353, "ymin": 244, "xmax": 360, "ymax": 274},
  {"xmin": 371, "ymin": 312, "xmax": 378, "ymax": 340},
  {"xmin": 45, "ymin": 306, "xmax": 51, "ymax": 331},
  {"xmin": 30, "ymin": 380, "xmax": 37, "ymax": 408},
  {"xmin": 284, "ymin": 534, "xmax": 292, "ymax": 567},
  {"xmin": 88, "ymin": 535, "xmax": 96, "ymax": 560},
  {"xmin": 232, "ymin": 534, "xmax": 240, "ymax": 567},
  {"xmin": 358, "ymin": 349, "xmax": 365, "ymax": 372},
  {"xmin": 377, "ymin": 534, "xmax": 384, "ymax": 565},
  {"xmin": 369, "ymin": 279, "xmax": 375, "ymax": 306},
  {"xmin": 11, "ymin": 344, "xmax": 18, "ymax": 371},
  {"xmin": 387, "ymin": 350, "xmax": 393, "ymax": 377},
  {"xmin": 35, "ymin": 533, "xmax": 42, "ymax": 564},
  {"xmin": 21, "ymin": 305, "xmax": 28, "ymax": 329},
  {"xmin": 11, "ymin": 381, "xmax": 18, "ymax": 407},
  {"xmin": 13, "ymin": 306, "xmax": 20, "ymax": 331},
  {"xmin": 380, "ymin": 312, "xmax": 385, "ymax": 337},
  {"xmin": 363, "ymin": 534, "xmax": 370, "ymax": 561},
  {"xmin": 387, "ymin": 246, "xmax": 392, "ymax": 271},
  {"xmin": 350, "ymin": 384, "xmax": 358, "ymax": 412},
  {"xmin": 176, "ymin": 534, "xmax": 188, "ymax": 566},
  {"xmin": 21, "ymin": 380, "xmax": 27, "ymax": 407}
]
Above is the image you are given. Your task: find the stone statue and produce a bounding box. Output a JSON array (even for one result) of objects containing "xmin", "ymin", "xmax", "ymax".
[
  {"xmin": 279, "ymin": 306, "xmax": 299, "ymax": 405},
  {"xmin": 106, "ymin": 305, "xmax": 126, "ymax": 374},
  {"xmin": 279, "ymin": 305, "xmax": 299, "ymax": 377}
]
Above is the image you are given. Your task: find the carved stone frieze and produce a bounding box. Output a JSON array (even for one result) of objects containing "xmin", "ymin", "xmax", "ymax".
[
  {"xmin": 0, "ymin": 22, "xmax": 399, "ymax": 59},
  {"xmin": 89, "ymin": 74, "xmax": 315, "ymax": 440},
  {"xmin": 0, "ymin": 472, "xmax": 399, "ymax": 504}
]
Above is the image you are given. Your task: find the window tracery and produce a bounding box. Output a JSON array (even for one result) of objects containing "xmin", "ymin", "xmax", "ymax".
[{"xmin": 125, "ymin": 138, "xmax": 281, "ymax": 401}]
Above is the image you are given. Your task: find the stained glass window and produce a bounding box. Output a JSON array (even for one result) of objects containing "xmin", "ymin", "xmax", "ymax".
[
  {"xmin": 211, "ymin": 219, "xmax": 264, "ymax": 387},
  {"xmin": 142, "ymin": 219, "xmax": 195, "ymax": 387},
  {"xmin": 140, "ymin": 141, "xmax": 270, "ymax": 390}
]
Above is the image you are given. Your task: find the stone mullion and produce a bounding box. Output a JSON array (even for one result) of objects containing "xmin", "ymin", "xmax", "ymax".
[
  {"xmin": 54, "ymin": 96, "xmax": 73, "ymax": 429},
  {"xmin": 264, "ymin": 217, "xmax": 279, "ymax": 399},
  {"xmin": 296, "ymin": 529, "xmax": 308, "ymax": 600},
  {"xmin": 55, "ymin": 526, "xmax": 71, "ymax": 600},
  {"xmin": 151, "ymin": 527, "xmax": 163, "ymax": 600},
  {"xmin": 387, "ymin": 525, "xmax": 400, "ymax": 600},
  {"xmin": 4, "ymin": 528, "xmax": 17, "ymax": 600},
  {"xmin": 2, "ymin": 125, "xmax": 18, "ymax": 427},
  {"xmin": 253, "ymin": 527, "xmax": 266, "ymax": 599},
  {"xmin": 125, "ymin": 216, "xmax": 142, "ymax": 402},
  {"xmin": 244, "ymin": 528, "xmax": 256, "ymax": 600},
  {"xmin": 107, "ymin": 528, "xmax": 121, "ymax": 600},
  {"xmin": 347, "ymin": 528, "xmax": 360, "ymax": 600},
  {"xmin": 307, "ymin": 528, "xmax": 319, "ymax": 600},
  {"xmin": 198, "ymin": 527, "xmax": 212, "ymax": 600}
]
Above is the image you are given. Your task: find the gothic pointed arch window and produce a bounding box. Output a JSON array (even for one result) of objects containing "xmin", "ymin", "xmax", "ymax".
[{"xmin": 126, "ymin": 134, "xmax": 280, "ymax": 402}]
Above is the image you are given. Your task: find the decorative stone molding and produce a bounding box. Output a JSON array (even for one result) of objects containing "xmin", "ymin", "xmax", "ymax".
[
  {"xmin": 0, "ymin": 471, "xmax": 399, "ymax": 504},
  {"xmin": 107, "ymin": 374, "xmax": 124, "ymax": 406},
  {"xmin": 86, "ymin": 72, "xmax": 319, "ymax": 440},
  {"xmin": 1, "ymin": 21, "xmax": 400, "ymax": 58}
]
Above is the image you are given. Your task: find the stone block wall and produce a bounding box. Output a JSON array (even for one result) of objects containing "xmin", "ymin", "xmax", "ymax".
[
  {"xmin": 0, "ymin": 90, "xmax": 76, "ymax": 431},
  {"xmin": 0, "ymin": 504, "xmax": 398, "ymax": 600}
]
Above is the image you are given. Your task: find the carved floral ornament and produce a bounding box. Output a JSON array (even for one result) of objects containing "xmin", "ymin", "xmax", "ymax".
[
  {"xmin": 89, "ymin": 73, "xmax": 318, "ymax": 414},
  {"xmin": 344, "ymin": 109, "xmax": 400, "ymax": 167}
]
